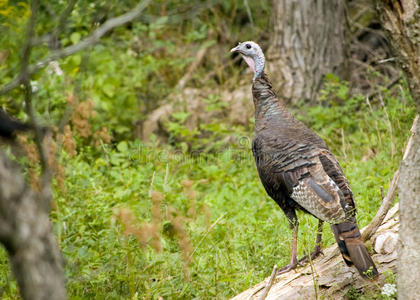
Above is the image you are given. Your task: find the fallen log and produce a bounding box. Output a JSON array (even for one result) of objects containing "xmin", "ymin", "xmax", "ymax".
[{"xmin": 232, "ymin": 204, "xmax": 399, "ymax": 300}]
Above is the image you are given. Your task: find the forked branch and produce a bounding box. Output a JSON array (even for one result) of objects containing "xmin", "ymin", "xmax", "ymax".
[{"xmin": 0, "ymin": 0, "xmax": 152, "ymax": 95}]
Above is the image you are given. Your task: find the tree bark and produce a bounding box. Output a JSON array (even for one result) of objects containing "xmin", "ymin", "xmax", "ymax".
[
  {"xmin": 376, "ymin": 1, "xmax": 420, "ymax": 299},
  {"xmin": 377, "ymin": 0, "xmax": 420, "ymax": 111},
  {"xmin": 267, "ymin": 0, "xmax": 348, "ymax": 104},
  {"xmin": 0, "ymin": 150, "xmax": 66, "ymax": 300},
  {"xmin": 397, "ymin": 117, "xmax": 420, "ymax": 300}
]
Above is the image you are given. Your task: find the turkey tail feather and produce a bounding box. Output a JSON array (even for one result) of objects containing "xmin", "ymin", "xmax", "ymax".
[{"xmin": 331, "ymin": 222, "xmax": 378, "ymax": 278}]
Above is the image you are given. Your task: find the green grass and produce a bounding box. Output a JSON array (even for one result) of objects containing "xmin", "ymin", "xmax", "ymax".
[{"xmin": 0, "ymin": 79, "xmax": 414, "ymax": 299}]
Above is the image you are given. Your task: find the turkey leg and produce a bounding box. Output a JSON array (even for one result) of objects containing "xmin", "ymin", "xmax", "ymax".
[
  {"xmin": 277, "ymin": 220, "xmax": 324, "ymax": 275},
  {"xmin": 298, "ymin": 220, "xmax": 324, "ymax": 264},
  {"xmin": 277, "ymin": 224, "xmax": 300, "ymax": 274}
]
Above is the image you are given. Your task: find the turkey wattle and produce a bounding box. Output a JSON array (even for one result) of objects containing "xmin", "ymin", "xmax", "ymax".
[{"xmin": 231, "ymin": 41, "xmax": 378, "ymax": 278}]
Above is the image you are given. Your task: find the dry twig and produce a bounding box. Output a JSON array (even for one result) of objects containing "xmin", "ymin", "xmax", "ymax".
[
  {"xmin": 189, "ymin": 213, "xmax": 225, "ymax": 259},
  {"xmin": 257, "ymin": 265, "xmax": 278, "ymax": 300}
]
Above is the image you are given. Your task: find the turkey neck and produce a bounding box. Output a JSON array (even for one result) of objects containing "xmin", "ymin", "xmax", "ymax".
[
  {"xmin": 251, "ymin": 73, "xmax": 329, "ymax": 149},
  {"xmin": 252, "ymin": 73, "xmax": 293, "ymax": 130}
]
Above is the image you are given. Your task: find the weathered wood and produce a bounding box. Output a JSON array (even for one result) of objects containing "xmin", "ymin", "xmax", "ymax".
[
  {"xmin": 232, "ymin": 204, "xmax": 399, "ymax": 300},
  {"xmin": 396, "ymin": 117, "xmax": 420, "ymax": 300}
]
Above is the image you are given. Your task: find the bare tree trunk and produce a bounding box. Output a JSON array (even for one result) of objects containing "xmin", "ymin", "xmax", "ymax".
[
  {"xmin": 0, "ymin": 150, "xmax": 66, "ymax": 300},
  {"xmin": 377, "ymin": 0, "xmax": 420, "ymax": 110},
  {"xmin": 397, "ymin": 117, "xmax": 420, "ymax": 300},
  {"xmin": 376, "ymin": 1, "xmax": 420, "ymax": 299},
  {"xmin": 267, "ymin": 0, "xmax": 348, "ymax": 104}
]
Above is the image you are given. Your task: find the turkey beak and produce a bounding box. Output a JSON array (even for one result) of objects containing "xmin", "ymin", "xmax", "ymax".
[{"xmin": 230, "ymin": 46, "xmax": 240, "ymax": 53}]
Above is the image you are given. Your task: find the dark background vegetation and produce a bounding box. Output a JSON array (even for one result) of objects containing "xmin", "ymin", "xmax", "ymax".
[{"xmin": 0, "ymin": 0, "xmax": 416, "ymax": 299}]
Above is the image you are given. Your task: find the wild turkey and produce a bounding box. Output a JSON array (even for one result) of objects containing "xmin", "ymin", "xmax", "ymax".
[
  {"xmin": 0, "ymin": 108, "xmax": 31, "ymax": 139},
  {"xmin": 231, "ymin": 41, "xmax": 378, "ymax": 278}
]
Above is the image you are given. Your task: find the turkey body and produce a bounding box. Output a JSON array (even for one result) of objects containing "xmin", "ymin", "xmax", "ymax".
[
  {"xmin": 252, "ymin": 74, "xmax": 351, "ymax": 224},
  {"xmin": 251, "ymin": 74, "xmax": 378, "ymax": 278}
]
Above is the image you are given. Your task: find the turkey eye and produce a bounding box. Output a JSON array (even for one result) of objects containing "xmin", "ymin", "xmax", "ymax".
[{"xmin": 246, "ymin": 44, "xmax": 251, "ymax": 49}]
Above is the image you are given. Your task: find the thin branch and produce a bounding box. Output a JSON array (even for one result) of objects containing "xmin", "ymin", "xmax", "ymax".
[
  {"xmin": 402, "ymin": 115, "xmax": 419, "ymax": 161},
  {"xmin": 20, "ymin": 0, "xmax": 53, "ymax": 210},
  {"xmin": 20, "ymin": 0, "xmax": 38, "ymax": 84},
  {"xmin": 50, "ymin": 0, "xmax": 78, "ymax": 50},
  {"xmin": 377, "ymin": 57, "xmax": 396, "ymax": 64},
  {"xmin": 31, "ymin": 0, "xmax": 77, "ymax": 48},
  {"xmin": 43, "ymin": 2, "xmax": 58, "ymax": 20},
  {"xmin": 201, "ymin": 53, "xmax": 242, "ymax": 84},
  {"xmin": 348, "ymin": 6, "xmax": 372, "ymax": 28},
  {"xmin": 258, "ymin": 265, "xmax": 278, "ymax": 300},
  {"xmin": 362, "ymin": 115, "xmax": 419, "ymax": 241},
  {"xmin": 365, "ymin": 75, "xmax": 401, "ymax": 99},
  {"xmin": 189, "ymin": 213, "xmax": 226, "ymax": 259},
  {"xmin": 0, "ymin": 0, "xmax": 152, "ymax": 95},
  {"xmin": 30, "ymin": 33, "xmax": 52, "ymax": 46},
  {"xmin": 340, "ymin": 128, "xmax": 347, "ymax": 159},
  {"xmin": 361, "ymin": 169, "xmax": 399, "ymax": 242}
]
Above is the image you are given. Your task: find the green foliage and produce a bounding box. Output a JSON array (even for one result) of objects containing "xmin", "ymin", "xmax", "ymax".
[
  {"xmin": 345, "ymin": 270, "xmax": 397, "ymax": 300},
  {"xmin": 163, "ymin": 94, "xmax": 245, "ymax": 152},
  {"xmin": 0, "ymin": 0, "xmax": 270, "ymax": 140}
]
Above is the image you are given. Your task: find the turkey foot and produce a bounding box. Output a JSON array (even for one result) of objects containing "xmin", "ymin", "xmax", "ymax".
[
  {"xmin": 297, "ymin": 244, "xmax": 324, "ymax": 265},
  {"xmin": 276, "ymin": 246, "xmax": 323, "ymax": 275},
  {"xmin": 276, "ymin": 259, "xmax": 305, "ymax": 275}
]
